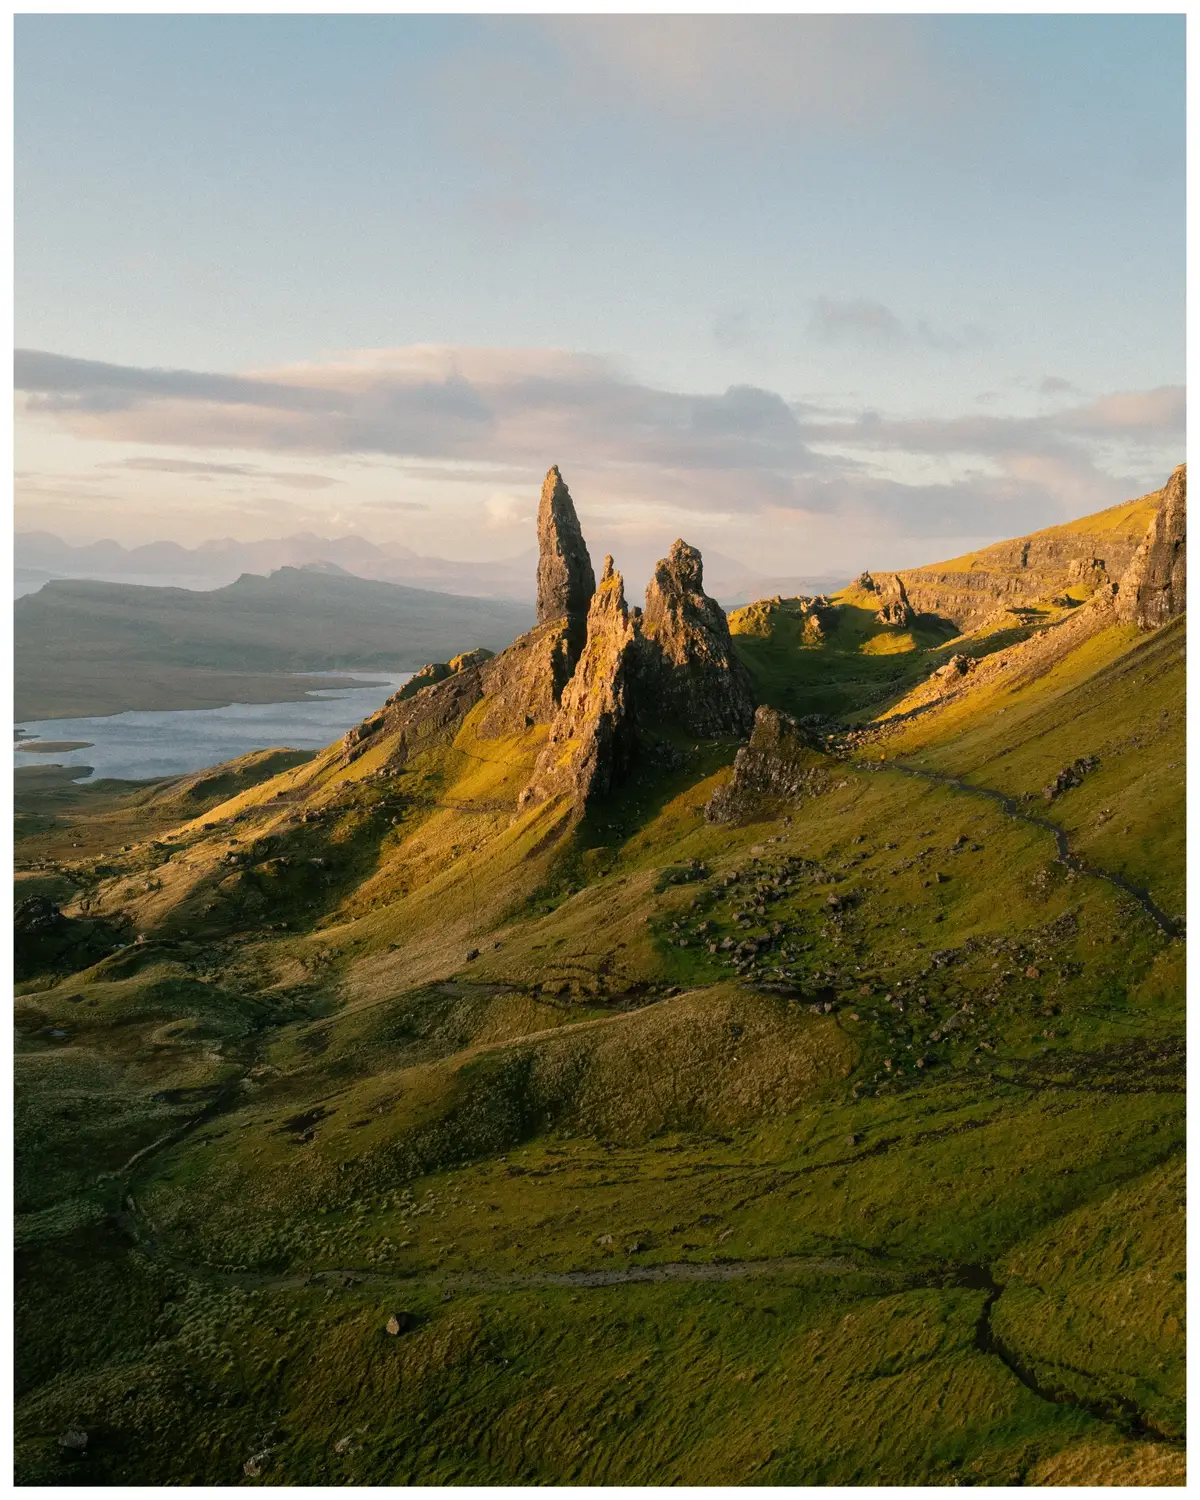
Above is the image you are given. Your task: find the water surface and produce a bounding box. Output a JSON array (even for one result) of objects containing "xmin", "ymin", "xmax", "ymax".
[{"xmin": 14, "ymin": 673, "xmax": 410, "ymax": 782}]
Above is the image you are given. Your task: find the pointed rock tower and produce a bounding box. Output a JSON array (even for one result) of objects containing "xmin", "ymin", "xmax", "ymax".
[
  {"xmin": 1117, "ymin": 464, "xmax": 1186, "ymax": 630},
  {"xmin": 536, "ymin": 466, "xmax": 596, "ymax": 628},
  {"xmin": 520, "ymin": 556, "xmax": 637, "ymax": 808},
  {"xmin": 638, "ymin": 540, "xmax": 756, "ymax": 737}
]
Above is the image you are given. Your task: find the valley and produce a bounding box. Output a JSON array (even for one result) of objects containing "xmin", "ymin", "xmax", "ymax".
[{"xmin": 13, "ymin": 465, "xmax": 1186, "ymax": 1486}]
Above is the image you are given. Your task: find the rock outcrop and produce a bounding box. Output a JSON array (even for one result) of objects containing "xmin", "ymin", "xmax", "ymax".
[
  {"xmin": 706, "ymin": 706, "xmax": 828, "ymax": 822},
  {"xmin": 536, "ymin": 466, "xmax": 596, "ymax": 628},
  {"xmin": 639, "ymin": 540, "xmax": 756, "ymax": 737},
  {"xmin": 520, "ymin": 558, "xmax": 637, "ymax": 808},
  {"xmin": 1117, "ymin": 465, "xmax": 1186, "ymax": 630},
  {"xmin": 335, "ymin": 470, "xmax": 764, "ymax": 812},
  {"xmin": 875, "ymin": 573, "xmax": 915, "ymax": 627}
]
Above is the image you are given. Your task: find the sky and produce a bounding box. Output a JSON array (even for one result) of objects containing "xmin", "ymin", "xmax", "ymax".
[{"xmin": 13, "ymin": 13, "xmax": 1186, "ymax": 583}]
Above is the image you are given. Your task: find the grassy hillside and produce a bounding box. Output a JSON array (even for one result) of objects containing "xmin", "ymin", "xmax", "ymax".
[
  {"xmin": 15, "ymin": 567, "xmax": 532, "ymax": 719},
  {"xmin": 12, "ymin": 492, "xmax": 1185, "ymax": 1486}
]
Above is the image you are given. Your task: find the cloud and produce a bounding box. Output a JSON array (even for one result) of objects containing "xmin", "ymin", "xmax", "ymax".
[
  {"xmin": 542, "ymin": 16, "xmax": 943, "ymax": 130},
  {"xmin": 15, "ymin": 345, "xmax": 1182, "ymax": 548},
  {"xmin": 808, "ymin": 296, "xmax": 988, "ymax": 353},
  {"xmin": 108, "ymin": 455, "xmax": 341, "ymax": 489}
]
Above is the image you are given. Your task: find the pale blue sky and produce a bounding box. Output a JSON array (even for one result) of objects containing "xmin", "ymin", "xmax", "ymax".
[{"xmin": 14, "ymin": 14, "xmax": 1186, "ymax": 577}]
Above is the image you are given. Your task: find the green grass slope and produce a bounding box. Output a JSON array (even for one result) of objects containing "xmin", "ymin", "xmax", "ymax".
[{"xmin": 12, "ymin": 501, "xmax": 1185, "ymax": 1486}]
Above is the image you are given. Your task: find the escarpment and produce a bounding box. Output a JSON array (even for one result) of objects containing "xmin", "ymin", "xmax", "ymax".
[
  {"xmin": 639, "ymin": 540, "xmax": 757, "ymax": 737},
  {"xmin": 868, "ymin": 488, "xmax": 1166, "ymax": 632},
  {"xmin": 1117, "ymin": 464, "xmax": 1186, "ymax": 630}
]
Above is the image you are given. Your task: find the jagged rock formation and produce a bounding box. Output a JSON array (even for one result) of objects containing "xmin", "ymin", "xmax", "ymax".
[
  {"xmin": 520, "ymin": 558, "xmax": 637, "ymax": 808},
  {"xmin": 875, "ymin": 574, "xmax": 915, "ymax": 627},
  {"xmin": 536, "ymin": 466, "xmax": 596, "ymax": 628},
  {"xmin": 1117, "ymin": 465, "xmax": 1186, "ymax": 630},
  {"xmin": 639, "ymin": 541, "xmax": 756, "ymax": 737},
  {"xmin": 334, "ymin": 471, "xmax": 762, "ymax": 809},
  {"xmin": 706, "ymin": 706, "xmax": 828, "ymax": 823}
]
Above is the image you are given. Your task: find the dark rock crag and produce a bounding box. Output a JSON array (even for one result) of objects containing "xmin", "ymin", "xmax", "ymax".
[
  {"xmin": 519, "ymin": 558, "xmax": 637, "ymax": 808},
  {"xmin": 1117, "ymin": 464, "xmax": 1186, "ymax": 630},
  {"xmin": 875, "ymin": 574, "xmax": 915, "ymax": 627},
  {"xmin": 639, "ymin": 540, "xmax": 756, "ymax": 737},
  {"xmin": 706, "ymin": 706, "xmax": 828, "ymax": 823}
]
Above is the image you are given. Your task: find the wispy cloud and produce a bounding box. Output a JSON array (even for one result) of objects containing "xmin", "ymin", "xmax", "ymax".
[
  {"xmin": 110, "ymin": 456, "xmax": 340, "ymax": 489},
  {"xmin": 808, "ymin": 296, "xmax": 988, "ymax": 353},
  {"xmin": 15, "ymin": 345, "xmax": 1182, "ymax": 547}
]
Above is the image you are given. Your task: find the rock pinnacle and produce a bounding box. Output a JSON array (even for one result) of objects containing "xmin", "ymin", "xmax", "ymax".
[{"xmin": 536, "ymin": 466, "xmax": 596, "ymax": 626}]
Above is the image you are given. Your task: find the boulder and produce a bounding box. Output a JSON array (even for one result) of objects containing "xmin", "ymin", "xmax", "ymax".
[
  {"xmin": 639, "ymin": 540, "xmax": 756, "ymax": 736},
  {"xmin": 1117, "ymin": 464, "xmax": 1186, "ymax": 630}
]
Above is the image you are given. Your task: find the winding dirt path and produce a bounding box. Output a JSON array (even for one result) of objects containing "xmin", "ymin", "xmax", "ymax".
[{"xmin": 864, "ymin": 761, "xmax": 1181, "ymax": 938}]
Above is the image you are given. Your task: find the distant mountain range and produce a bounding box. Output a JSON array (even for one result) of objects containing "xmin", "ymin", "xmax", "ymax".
[
  {"xmin": 15, "ymin": 531, "xmax": 846, "ymax": 608},
  {"xmin": 15, "ymin": 566, "xmax": 534, "ymax": 721}
]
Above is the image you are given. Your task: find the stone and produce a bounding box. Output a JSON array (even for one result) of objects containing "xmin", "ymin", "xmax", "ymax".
[
  {"xmin": 57, "ymin": 1429, "xmax": 88, "ymax": 1452},
  {"xmin": 639, "ymin": 540, "xmax": 756, "ymax": 737},
  {"xmin": 1117, "ymin": 464, "xmax": 1186, "ymax": 630},
  {"xmin": 520, "ymin": 557, "xmax": 638, "ymax": 810},
  {"xmin": 385, "ymin": 1312, "xmax": 416, "ymax": 1335},
  {"xmin": 536, "ymin": 466, "xmax": 596, "ymax": 627},
  {"xmin": 706, "ymin": 706, "xmax": 828, "ymax": 823},
  {"xmin": 875, "ymin": 574, "xmax": 915, "ymax": 627}
]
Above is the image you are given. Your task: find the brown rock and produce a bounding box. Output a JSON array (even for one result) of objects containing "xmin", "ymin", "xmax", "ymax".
[
  {"xmin": 639, "ymin": 540, "xmax": 756, "ymax": 736},
  {"xmin": 706, "ymin": 706, "xmax": 828, "ymax": 823},
  {"xmin": 875, "ymin": 573, "xmax": 915, "ymax": 627},
  {"xmin": 536, "ymin": 466, "xmax": 596, "ymax": 627},
  {"xmin": 1117, "ymin": 464, "xmax": 1186, "ymax": 630},
  {"xmin": 520, "ymin": 557, "xmax": 637, "ymax": 808}
]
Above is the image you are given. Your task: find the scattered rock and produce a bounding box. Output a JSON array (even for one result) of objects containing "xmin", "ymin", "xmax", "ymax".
[{"xmin": 1042, "ymin": 755, "xmax": 1099, "ymax": 802}]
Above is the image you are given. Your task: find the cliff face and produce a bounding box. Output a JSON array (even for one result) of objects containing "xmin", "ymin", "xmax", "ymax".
[
  {"xmin": 1117, "ymin": 465, "xmax": 1186, "ymax": 630},
  {"xmin": 870, "ymin": 488, "xmax": 1164, "ymax": 632},
  {"xmin": 519, "ymin": 558, "xmax": 638, "ymax": 808},
  {"xmin": 639, "ymin": 540, "xmax": 757, "ymax": 737}
]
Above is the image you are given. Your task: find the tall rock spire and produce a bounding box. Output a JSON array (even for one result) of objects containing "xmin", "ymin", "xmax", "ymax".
[
  {"xmin": 520, "ymin": 556, "xmax": 637, "ymax": 808},
  {"xmin": 536, "ymin": 466, "xmax": 596, "ymax": 626},
  {"xmin": 639, "ymin": 539, "xmax": 756, "ymax": 737}
]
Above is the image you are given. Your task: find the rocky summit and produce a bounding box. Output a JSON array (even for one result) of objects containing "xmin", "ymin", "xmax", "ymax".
[
  {"xmin": 535, "ymin": 465, "xmax": 596, "ymax": 628},
  {"xmin": 640, "ymin": 539, "xmax": 757, "ymax": 737}
]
